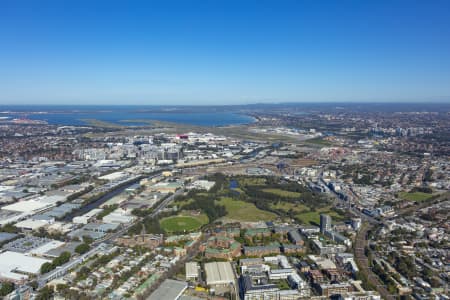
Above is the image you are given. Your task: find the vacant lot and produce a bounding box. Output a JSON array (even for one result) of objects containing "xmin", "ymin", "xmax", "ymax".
[
  {"xmin": 216, "ymin": 197, "xmax": 277, "ymax": 222},
  {"xmin": 262, "ymin": 188, "xmax": 301, "ymax": 198},
  {"xmin": 160, "ymin": 214, "xmax": 208, "ymax": 233},
  {"xmin": 399, "ymin": 192, "xmax": 433, "ymax": 202}
]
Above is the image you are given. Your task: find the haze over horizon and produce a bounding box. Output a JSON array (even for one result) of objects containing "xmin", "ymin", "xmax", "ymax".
[{"xmin": 1, "ymin": 0, "xmax": 450, "ymax": 105}]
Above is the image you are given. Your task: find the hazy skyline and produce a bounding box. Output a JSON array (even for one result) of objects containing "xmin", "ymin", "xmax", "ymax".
[{"xmin": 1, "ymin": 0, "xmax": 450, "ymax": 105}]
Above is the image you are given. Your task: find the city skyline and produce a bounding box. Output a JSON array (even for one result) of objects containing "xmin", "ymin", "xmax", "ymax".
[{"xmin": 1, "ymin": 0, "xmax": 450, "ymax": 105}]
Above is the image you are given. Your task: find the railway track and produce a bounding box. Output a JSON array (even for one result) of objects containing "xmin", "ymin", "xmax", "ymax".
[{"xmin": 354, "ymin": 224, "xmax": 396, "ymax": 300}]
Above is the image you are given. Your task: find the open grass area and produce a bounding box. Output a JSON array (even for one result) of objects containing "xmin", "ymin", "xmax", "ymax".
[
  {"xmin": 179, "ymin": 211, "xmax": 209, "ymax": 224},
  {"xmin": 270, "ymin": 201, "xmax": 308, "ymax": 213},
  {"xmin": 304, "ymin": 138, "xmax": 332, "ymax": 146},
  {"xmin": 262, "ymin": 188, "xmax": 301, "ymax": 198},
  {"xmin": 270, "ymin": 201, "xmax": 343, "ymax": 225},
  {"xmin": 231, "ymin": 187, "xmax": 245, "ymax": 194},
  {"xmin": 160, "ymin": 214, "xmax": 208, "ymax": 233},
  {"xmin": 399, "ymin": 192, "xmax": 433, "ymax": 202},
  {"xmin": 171, "ymin": 198, "xmax": 195, "ymax": 207},
  {"xmin": 237, "ymin": 177, "xmax": 266, "ymax": 186},
  {"xmin": 295, "ymin": 206, "xmax": 344, "ymax": 225},
  {"xmin": 216, "ymin": 197, "xmax": 277, "ymax": 222}
]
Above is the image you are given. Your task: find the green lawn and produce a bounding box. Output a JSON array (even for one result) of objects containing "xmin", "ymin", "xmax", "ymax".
[
  {"xmin": 262, "ymin": 188, "xmax": 301, "ymax": 198},
  {"xmin": 160, "ymin": 214, "xmax": 208, "ymax": 233},
  {"xmin": 399, "ymin": 192, "xmax": 433, "ymax": 202},
  {"xmin": 304, "ymin": 138, "xmax": 332, "ymax": 146},
  {"xmin": 270, "ymin": 201, "xmax": 344, "ymax": 225},
  {"xmin": 295, "ymin": 206, "xmax": 344, "ymax": 225},
  {"xmin": 216, "ymin": 197, "xmax": 277, "ymax": 222},
  {"xmin": 231, "ymin": 187, "xmax": 245, "ymax": 194},
  {"xmin": 270, "ymin": 201, "xmax": 308, "ymax": 212},
  {"xmin": 237, "ymin": 177, "xmax": 267, "ymax": 186},
  {"xmin": 170, "ymin": 198, "xmax": 195, "ymax": 208}
]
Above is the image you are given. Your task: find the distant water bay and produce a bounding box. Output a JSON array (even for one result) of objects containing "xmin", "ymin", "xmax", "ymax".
[{"xmin": 0, "ymin": 105, "xmax": 255, "ymax": 126}]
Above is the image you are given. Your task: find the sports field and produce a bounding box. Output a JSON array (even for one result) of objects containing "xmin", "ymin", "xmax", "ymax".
[
  {"xmin": 160, "ymin": 214, "xmax": 208, "ymax": 232},
  {"xmin": 399, "ymin": 192, "xmax": 433, "ymax": 202}
]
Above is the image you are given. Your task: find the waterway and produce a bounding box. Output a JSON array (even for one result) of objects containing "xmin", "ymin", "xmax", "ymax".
[
  {"xmin": 0, "ymin": 105, "xmax": 255, "ymax": 126},
  {"xmin": 63, "ymin": 177, "xmax": 142, "ymax": 222}
]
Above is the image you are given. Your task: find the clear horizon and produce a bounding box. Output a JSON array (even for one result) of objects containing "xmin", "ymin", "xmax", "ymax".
[
  {"xmin": 2, "ymin": 101, "xmax": 450, "ymax": 108},
  {"xmin": 1, "ymin": 0, "xmax": 450, "ymax": 105}
]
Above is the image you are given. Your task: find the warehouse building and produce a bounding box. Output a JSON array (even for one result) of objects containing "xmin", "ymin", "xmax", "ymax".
[
  {"xmin": 185, "ymin": 262, "xmax": 200, "ymax": 281},
  {"xmin": 1, "ymin": 196, "xmax": 62, "ymax": 218},
  {"xmin": 188, "ymin": 180, "xmax": 215, "ymax": 191},
  {"xmin": 0, "ymin": 251, "xmax": 51, "ymax": 283},
  {"xmin": 102, "ymin": 208, "xmax": 135, "ymax": 224},
  {"xmin": 73, "ymin": 208, "xmax": 103, "ymax": 224},
  {"xmin": 204, "ymin": 261, "xmax": 236, "ymax": 287},
  {"xmin": 147, "ymin": 279, "xmax": 187, "ymax": 300}
]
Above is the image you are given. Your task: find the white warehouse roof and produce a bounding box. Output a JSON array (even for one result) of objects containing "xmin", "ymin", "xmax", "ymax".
[
  {"xmin": 1, "ymin": 195, "xmax": 65, "ymax": 213},
  {"xmin": 0, "ymin": 251, "xmax": 51, "ymax": 278},
  {"xmin": 205, "ymin": 262, "xmax": 235, "ymax": 286},
  {"xmin": 15, "ymin": 219, "xmax": 50, "ymax": 231},
  {"xmin": 2, "ymin": 199, "xmax": 53, "ymax": 213}
]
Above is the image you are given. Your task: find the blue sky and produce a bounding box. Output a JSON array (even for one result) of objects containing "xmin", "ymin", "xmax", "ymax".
[{"xmin": 1, "ymin": 0, "xmax": 450, "ymax": 105}]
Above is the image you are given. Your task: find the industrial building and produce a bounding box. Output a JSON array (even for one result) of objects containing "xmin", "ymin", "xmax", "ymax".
[
  {"xmin": 150, "ymin": 181, "xmax": 183, "ymax": 193},
  {"xmin": 204, "ymin": 261, "xmax": 236, "ymax": 287},
  {"xmin": 102, "ymin": 208, "xmax": 135, "ymax": 224},
  {"xmin": 0, "ymin": 251, "xmax": 51, "ymax": 282},
  {"xmin": 1, "ymin": 195, "xmax": 65, "ymax": 215},
  {"xmin": 187, "ymin": 180, "xmax": 216, "ymax": 191},
  {"xmin": 68, "ymin": 222, "xmax": 119, "ymax": 240},
  {"xmin": 73, "ymin": 208, "xmax": 104, "ymax": 224},
  {"xmin": 185, "ymin": 262, "xmax": 200, "ymax": 281},
  {"xmin": 0, "ymin": 233, "xmax": 18, "ymax": 244},
  {"xmin": 147, "ymin": 279, "xmax": 187, "ymax": 300},
  {"xmin": 15, "ymin": 217, "xmax": 54, "ymax": 231}
]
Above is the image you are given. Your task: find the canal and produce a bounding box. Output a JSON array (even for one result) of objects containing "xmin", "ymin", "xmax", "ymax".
[{"xmin": 63, "ymin": 177, "xmax": 142, "ymax": 222}]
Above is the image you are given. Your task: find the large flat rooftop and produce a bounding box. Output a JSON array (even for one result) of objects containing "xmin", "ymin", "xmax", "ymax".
[
  {"xmin": 0, "ymin": 251, "xmax": 51, "ymax": 277},
  {"xmin": 147, "ymin": 279, "xmax": 187, "ymax": 300}
]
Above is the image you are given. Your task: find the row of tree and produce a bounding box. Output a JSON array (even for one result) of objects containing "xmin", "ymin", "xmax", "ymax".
[{"xmin": 40, "ymin": 251, "xmax": 71, "ymax": 274}]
